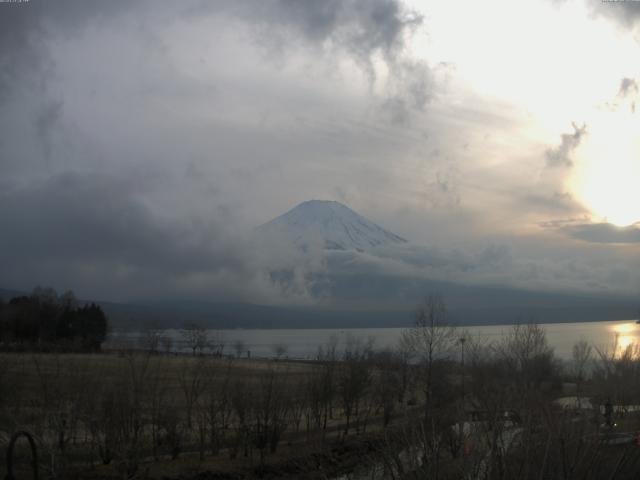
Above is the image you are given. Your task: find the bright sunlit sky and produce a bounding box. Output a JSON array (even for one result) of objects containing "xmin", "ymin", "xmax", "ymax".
[
  {"xmin": 422, "ymin": 0, "xmax": 640, "ymax": 227},
  {"xmin": 0, "ymin": 0, "xmax": 639, "ymax": 303}
]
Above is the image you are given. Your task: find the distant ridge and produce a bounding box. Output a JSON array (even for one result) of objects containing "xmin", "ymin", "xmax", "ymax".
[
  {"xmin": 255, "ymin": 200, "xmax": 406, "ymax": 252},
  {"xmin": 2, "ymin": 287, "xmax": 637, "ymax": 331}
]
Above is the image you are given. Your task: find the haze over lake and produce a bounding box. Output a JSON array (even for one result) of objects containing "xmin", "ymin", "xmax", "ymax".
[{"xmin": 115, "ymin": 320, "xmax": 639, "ymax": 361}]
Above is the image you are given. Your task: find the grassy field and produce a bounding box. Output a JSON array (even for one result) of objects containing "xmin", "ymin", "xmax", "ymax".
[
  {"xmin": 0, "ymin": 350, "xmax": 411, "ymax": 479},
  {"xmin": 7, "ymin": 324, "xmax": 640, "ymax": 480}
]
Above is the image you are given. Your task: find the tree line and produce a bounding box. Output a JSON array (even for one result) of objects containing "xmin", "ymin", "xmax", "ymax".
[{"xmin": 0, "ymin": 287, "xmax": 109, "ymax": 351}]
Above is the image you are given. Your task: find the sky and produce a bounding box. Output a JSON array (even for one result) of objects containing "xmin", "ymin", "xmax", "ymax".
[{"xmin": 1, "ymin": 0, "xmax": 639, "ymax": 306}]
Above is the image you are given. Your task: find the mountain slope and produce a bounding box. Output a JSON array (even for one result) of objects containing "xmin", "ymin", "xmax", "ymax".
[{"xmin": 255, "ymin": 200, "xmax": 406, "ymax": 252}]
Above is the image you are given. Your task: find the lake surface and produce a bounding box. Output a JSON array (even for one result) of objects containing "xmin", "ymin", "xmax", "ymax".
[{"xmin": 112, "ymin": 319, "xmax": 639, "ymax": 361}]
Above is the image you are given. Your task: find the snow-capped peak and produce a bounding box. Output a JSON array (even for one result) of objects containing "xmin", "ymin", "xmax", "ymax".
[{"xmin": 255, "ymin": 200, "xmax": 407, "ymax": 252}]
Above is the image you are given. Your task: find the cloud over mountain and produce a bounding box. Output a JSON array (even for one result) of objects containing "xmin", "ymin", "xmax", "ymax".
[{"xmin": 1, "ymin": 0, "xmax": 639, "ymax": 309}]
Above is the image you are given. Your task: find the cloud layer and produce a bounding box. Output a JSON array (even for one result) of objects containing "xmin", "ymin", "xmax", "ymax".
[{"xmin": 0, "ymin": 0, "xmax": 639, "ymax": 305}]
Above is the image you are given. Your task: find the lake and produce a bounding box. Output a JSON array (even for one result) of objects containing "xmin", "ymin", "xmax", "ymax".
[{"xmin": 111, "ymin": 319, "xmax": 639, "ymax": 361}]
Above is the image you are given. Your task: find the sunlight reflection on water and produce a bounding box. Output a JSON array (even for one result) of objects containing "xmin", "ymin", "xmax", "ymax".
[{"xmin": 609, "ymin": 322, "xmax": 640, "ymax": 357}]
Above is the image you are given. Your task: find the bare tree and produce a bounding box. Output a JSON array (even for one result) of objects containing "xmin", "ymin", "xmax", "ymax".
[
  {"xmin": 160, "ymin": 335, "xmax": 173, "ymax": 354},
  {"xmin": 32, "ymin": 354, "xmax": 94, "ymax": 477},
  {"xmin": 338, "ymin": 334, "xmax": 373, "ymax": 435},
  {"xmin": 233, "ymin": 339, "xmax": 245, "ymax": 358},
  {"xmin": 144, "ymin": 357, "xmax": 170, "ymax": 460},
  {"xmin": 287, "ymin": 377, "xmax": 307, "ymax": 433},
  {"xmin": 401, "ymin": 294, "xmax": 456, "ymax": 422},
  {"xmin": 208, "ymin": 330, "xmax": 225, "ymax": 357},
  {"xmin": 178, "ymin": 356, "xmax": 208, "ymax": 428},
  {"xmin": 316, "ymin": 335, "xmax": 339, "ymax": 432},
  {"xmin": 372, "ymin": 350, "xmax": 401, "ymax": 428},
  {"xmin": 201, "ymin": 359, "xmax": 234, "ymax": 456},
  {"xmin": 251, "ymin": 366, "xmax": 291, "ymax": 463},
  {"xmin": 181, "ymin": 324, "xmax": 208, "ymax": 356},
  {"xmin": 84, "ymin": 352, "xmax": 153, "ymax": 477},
  {"xmin": 593, "ymin": 335, "xmax": 640, "ymax": 417},
  {"xmin": 230, "ymin": 378, "xmax": 251, "ymax": 459},
  {"xmin": 494, "ymin": 321, "xmax": 557, "ymax": 394},
  {"xmin": 139, "ymin": 329, "xmax": 161, "ymax": 354},
  {"xmin": 272, "ymin": 342, "xmax": 288, "ymax": 360},
  {"xmin": 572, "ymin": 338, "xmax": 592, "ymax": 406}
]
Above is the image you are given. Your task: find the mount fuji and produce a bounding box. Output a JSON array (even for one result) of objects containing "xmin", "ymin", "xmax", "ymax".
[{"xmin": 255, "ymin": 200, "xmax": 407, "ymax": 252}]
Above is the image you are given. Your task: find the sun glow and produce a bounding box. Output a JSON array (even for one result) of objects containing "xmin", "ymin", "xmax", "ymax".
[
  {"xmin": 617, "ymin": 334, "xmax": 634, "ymax": 352},
  {"xmin": 570, "ymin": 110, "xmax": 640, "ymax": 227},
  {"xmin": 406, "ymin": 0, "xmax": 640, "ymax": 227},
  {"xmin": 611, "ymin": 323, "xmax": 640, "ymax": 357}
]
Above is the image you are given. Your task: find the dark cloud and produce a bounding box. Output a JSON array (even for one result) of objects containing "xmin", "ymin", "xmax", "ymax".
[
  {"xmin": 560, "ymin": 222, "xmax": 640, "ymax": 244},
  {"xmin": 619, "ymin": 77, "xmax": 639, "ymax": 97},
  {"xmin": 545, "ymin": 122, "xmax": 587, "ymax": 168},
  {"xmin": 0, "ymin": 0, "xmax": 134, "ymax": 98},
  {"xmin": 590, "ymin": 1, "xmax": 640, "ymax": 29},
  {"xmin": 538, "ymin": 216, "xmax": 591, "ymax": 229},
  {"xmin": 0, "ymin": 172, "xmax": 258, "ymax": 300},
  {"xmin": 206, "ymin": 0, "xmax": 423, "ymax": 65},
  {"xmin": 35, "ymin": 98, "xmax": 64, "ymax": 163},
  {"xmin": 381, "ymin": 59, "xmax": 434, "ymax": 124},
  {"xmin": 201, "ymin": 0, "xmax": 433, "ymax": 121},
  {"xmin": 617, "ymin": 77, "xmax": 638, "ymax": 112},
  {"xmin": 0, "ymin": 0, "xmax": 149, "ymax": 175}
]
